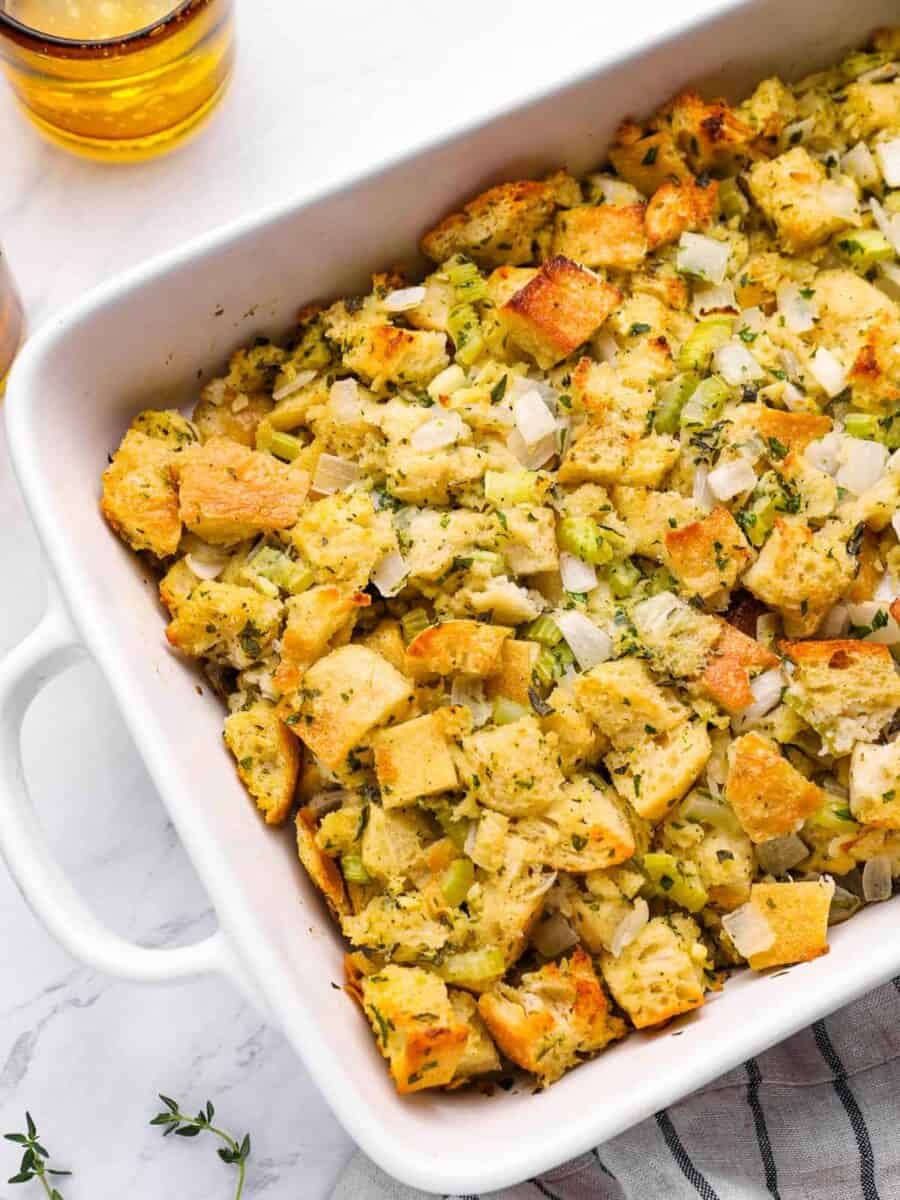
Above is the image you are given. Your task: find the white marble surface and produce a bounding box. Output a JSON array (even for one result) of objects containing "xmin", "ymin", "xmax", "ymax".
[{"xmin": 0, "ymin": 2, "xmax": 723, "ymax": 1196}]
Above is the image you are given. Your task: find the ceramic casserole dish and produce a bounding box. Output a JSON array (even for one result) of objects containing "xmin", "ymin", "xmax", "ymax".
[{"xmin": 4, "ymin": 0, "xmax": 900, "ymax": 1190}]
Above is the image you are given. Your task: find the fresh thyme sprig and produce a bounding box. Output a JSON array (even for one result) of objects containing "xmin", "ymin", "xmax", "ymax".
[
  {"xmin": 4, "ymin": 1112, "xmax": 72, "ymax": 1199},
  {"xmin": 150, "ymin": 1094, "xmax": 251, "ymax": 1200}
]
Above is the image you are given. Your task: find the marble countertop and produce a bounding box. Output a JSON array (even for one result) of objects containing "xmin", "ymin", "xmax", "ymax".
[{"xmin": 0, "ymin": 3, "xmax": 722, "ymax": 1195}]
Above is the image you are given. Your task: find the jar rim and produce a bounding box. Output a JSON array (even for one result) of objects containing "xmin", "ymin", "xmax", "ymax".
[{"xmin": 0, "ymin": 1, "xmax": 196, "ymax": 50}]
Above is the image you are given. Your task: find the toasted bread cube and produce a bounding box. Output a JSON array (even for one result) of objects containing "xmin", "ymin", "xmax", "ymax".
[
  {"xmin": 192, "ymin": 382, "xmax": 274, "ymax": 447},
  {"xmin": 293, "ymin": 644, "xmax": 415, "ymax": 770},
  {"xmin": 607, "ymin": 720, "xmax": 712, "ymax": 823},
  {"xmin": 632, "ymin": 591, "xmax": 721, "ymax": 679},
  {"xmin": 743, "ymin": 518, "xmax": 855, "ymax": 637},
  {"xmin": 850, "ymin": 740, "xmax": 900, "ymax": 830},
  {"xmin": 406, "ymin": 619, "xmax": 510, "ymax": 677},
  {"xmin": 700, "ymin": 621, "xmax": 779, "ymax": 713},
  {"xmin": 729, "ymin": 404, "xmax": 833, "ymax": 456},
  {"xmin": 403, "ymin": 270, "xmax": 456, "ymax": 334},
  {"xmin": 101, "ymin": 429, "xmax": 183, "ymax": 558},
  {"xmin": 357, "ymin": 964, "xmax": 469, "ymax": 1093},
  {"xmin": 223, "ymin": 702, "xmax": 300, "ymax": 825},
  {"xmin": 360, "ymin": 804, "xmax": 432, "ymax": 885},
  {"xmin": 274, "ymin": 585, "xmax": 369, "ymax": 693},
  {"xmin": 600, "ymin": 914, "xmax": 708, "ymax": 1029},
  {"xmin": 664, "ymin": 507, "xmax": 750, "ymax": 605},
  {"xmin": 846, "ymin": 321, "xmax": 900, "ymax": 417},
  {"xmin": 746, "ymin": 880, "xmax": 834, "ymax": 970},
  {"xmin": 551, "ymin": 203, "xmax": 648, "ymax": 271},
  {"xmin": 456, "ymin": 717, "xmax": 564, "ymax": 818},
  {"xmin": 500, "ymin": 256, "xmax": 621, "ymax": 369},
  {"xmin": 291, "ymin": 492, "xmax": 396, "ymax": 592},
  {"xmin": 573, "ymin": 658, "xmax": 686, "ymax": 750},
  {"xmin": 541, "ymin": 684, "xmax": 609, "ymax": 772},
  {"xmin": 296, "ymin": 807, "xmax": 350, "ymax": 917},
  {"xmin": 497, "ymin": 507, "xmax": 559, "ymax": 575},
  {"xmin": 485, "ymin": 639, "xmax": 536, "ymax": 706},
  {"xmin": 342, "ymin": 324, "xmax": 448, "ymax": 391},
  {"xmin": 559, "ymin": 418, "xmax": 679, "ymax": 488},
  {"xmin": 608, "ymin": 126, "xmax": 692, "ymax": 195},
  {"xmin": 128, "ymin": 408, "xmax": 198, "ymax": 448},
  {"xmin": 645, "ymin": 178, "xmax": 718, "ymax": 249},
  {"xmin": 529, "ymin": 777, "xmax": 636, "ymax": 871},
  {"xmin": 448, "ymin": 989, "xmax": 502, "ymax": 1083},
  {"xmin": 664, "ymin": 90, "xmax": 756, "ymax": 172},
  {"xmin": 467, "ymin": 861, "xmax": 554, "ymax": 971},
  {"xmin": 478, "ymin": 949, "xmax": 626, "ymax": 1086},
  {"xmin": 725, "ymin": 731, "xmax": 824, "ymax": 844},
  {"xmin": 612, "ymin": 486, "xmax": 702, "ymax": 559},
  {"xmin": 421, "ymin": 175, "xmax": 576, "ymax": 266},
  {"xmin": 781, "ymin": 639, "xmax": 900, "ymax": 756},
  {"xmin": 841, "ymin": 80, "xmax": 900, "ymax": 139},
  {"xmin": 165, "ymin": 581, "xmax": 282, "ymax": 667},
  {"xmin": 177, "ymin": 437, "xmax": 310, "ymax": 545},
  {"xmin": 372, "ymin": 710, "xmax": 463, "ymax": 808},
  {"xmin": 747, "ymin": 147, "xmax": 855, "ymax": 254},
  {"xmin": 158, "ymin": 557, "xmax": 199, "ymax": 615}
]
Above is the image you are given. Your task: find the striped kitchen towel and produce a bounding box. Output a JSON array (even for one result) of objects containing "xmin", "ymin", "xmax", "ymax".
[{"xmin": 332, "ymin": 979, "xmax": 900, "ymax": 1199}]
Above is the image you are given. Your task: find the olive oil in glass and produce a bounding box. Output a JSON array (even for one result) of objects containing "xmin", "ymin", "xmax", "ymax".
[
  {"xmin": 0, "ymin": 0, "xmax": 235, "ymax": 161},
  {"xmin": 0, "ymin": 248, "xmax": 24, "ymax": 395}
]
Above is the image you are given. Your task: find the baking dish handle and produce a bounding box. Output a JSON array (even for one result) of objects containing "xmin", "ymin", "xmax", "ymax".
[{"xmin": 0, "ymin": 587, "xmax": 261, "ymax": 1002}]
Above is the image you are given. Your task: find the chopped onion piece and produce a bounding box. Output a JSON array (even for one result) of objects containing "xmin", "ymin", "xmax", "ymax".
[
  {"xmin": 714, "ymin": 339, "xmax": 765, "ymax": 386},
  {"xmin": 846, "ymin": 601, "xmax": 900, "ymax": 644},
  {"xmin": 371, "ymin": 550, "xmax": 408, "ymax": 598},
  {"xmin": 876, "ymin": 137, "xmax": 900, "ymax": 188},
  {"xmin": 610, "ymin": 898, "xmax": 649, "ymax": 957},
  {"xmin": 410, "ymin": 411, "xmax": 467, "ymax": 451},
  {"xmin": 507, "ymin": 427, "xmax": 557, "ymax": 469},
  {"xmin": 721, "ymin": 903, "xmax": 776, "ymax": 958},
  {"xmin": 311, "ymin": 453, "xmax": 360, "ymax": 494},
  {"xmin": 781, "ymin": 380, "xmax": 807, "ymax": 412},
  {"xmin": 842, "ymin": 141, "xmax": 881, "ymax": 191},
  {"xmin": 819, "ymin": 180, "xmax": 861, "ymax": 224},
  {"xmin": 809, "ymin": 347, "xmax": 847, "ymax": 398},
  {"xmin": 531, "ymin": 912, "xmax": 579, "ymax": 958},
  {"xmin": 559, "ymin": 552, "xmax": 598, "ymax": 593},
  {"xmin": 756, "ymin": 834, "xmax": 809, "ymax": 875},
  {"xmin": 870, "ymin": 197, "xmax": 900, "ymax": 255},
  {"xmin": 273, "ymin": 368, "xmax": 317, "ymax": 402},
  {"xmin": 777, "ymin": 282, "xmax": 819, "ymax": 333},
  {"xmin": 805, "ymin": 431, "xmax": 844, "ymax": 476},
  {"xmin": 554, "ymin": 610, "xmax": 612, "ymax": 670},
  {"xmin": 230, "ymin": 393, "xmax": 249, "ymax": 413},
  {"xmin": 862, "ymin": 856, "xmax": 893, "ymax": 902},
  {"xmin": 451, "ymin": 676, "xmax": 492, "ymax": 728},
  {"xmin": 874, "ymin": 573, "xmax": 899, "ymax": 602},
  {"xmin": 514, "ymin": 389, "xmax": 557, "ymax": 447},
  {"xmin": 427, "ymin": 363, "xmax": 467, "ymax": 401},
  {"xmin": 692, "ymin": 463, "xmax": 715, "ymax": 512},
  {"xmin": 740, "ymin": 305, "xmax": 766, "ymax": 333},
  {"xmin": 733, "ymin": 667, "xmax": 786, "ymax": 732},
  {"xmin": 708, "ymin": 457, "xmax": 757, "ymax": 501},
  {"xmin": 756, "ymin": 613, "xmax": 779, "ymax": 646},
  {"xmin": 383, "ymin": 285, "xmax": 426, "ymax": 312},
  {"xmin": 859, "ymin": 61, "xmax": 899, "ymax": 83},
  {"xmin": 185, "ymin": 549, "xmax": 229, "ymax": 580},
  {"xmin": 835, "ymin": 436, "xmax": 888, "ymax": 495},
  {"xmin": 782, "ymin": 116, "xmax": 815, "ymax": 146},
  {"xmin": 590, "ymin": 174, "xmax": 643, "ymax": 206},
  {"xmin": 820, "ymin": 605, "xmax": 850, "ymax": 638},
  {"xmin": 509, "ymin": 375, "xmax": 558, "ymax": 407},
  {"xmin": 592, "ymin": 329, "xmax": 619, "ymax": 364},
  {"xmin": 677, "ymin": 232, "xmax": 730, "ymax": 285},
  {"xmin": 329, "ymin": 378, "xmax": 363, "ymax": 421},
  {"xmin": 692, "ymin": 282, "xmax": 737, "ymax": 317},
  {"xmin": 875, "ymin": 261, "xmax": 900, "ymax": 303},
  {"xmin": 633, "ymin": 591, "xmax": 681, "ymax": 638}
]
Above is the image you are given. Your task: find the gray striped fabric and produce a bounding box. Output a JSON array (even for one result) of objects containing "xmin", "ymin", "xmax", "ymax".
[{"xmin": 332, "ymin": 980, "xmax": 900, "ymax": 1200}]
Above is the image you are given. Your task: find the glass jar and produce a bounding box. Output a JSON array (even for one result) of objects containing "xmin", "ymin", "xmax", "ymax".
[{"xmin": 0, "ymin": 247, "xmax": 24, "ymax": 394}]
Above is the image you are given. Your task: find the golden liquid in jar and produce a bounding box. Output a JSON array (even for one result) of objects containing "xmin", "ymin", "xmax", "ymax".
[
  {"xmin": 0, "ymin": 0, "xmax": 235, "ymax": 161},
  {"xmin": 0, "ymin": 251, "xmax": 24, "ymax": 396}
]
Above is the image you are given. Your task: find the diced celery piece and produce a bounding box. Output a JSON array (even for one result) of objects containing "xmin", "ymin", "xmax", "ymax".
[
  {"xmin": 401, "ymin": 607, "xmax": 431, "ymax": 642},
  {"xmin": 844, "ymin": 411, "xmax": 880, "ymax": 440},
  {"xmin": 736, "ymin": 493, "xmax": 777, "ymax": 548},
  {"xmin": 441, "ymin": 858, "xmax": 475, "ymax": 906},
  {"xmin": 680, "ymin": 791, "xmax": 744, "ymax": 835},
  {"xmin": 242, "ymin": 546, "xmax": 314, "ymax": 596},
  {"xmin": 654, "ymin": 372, "xmax": 700, "ymax": 435},
  {"xmin": 677, "ymin": 316, "xmax": 733, "ymax": 372},
  {"xmin": 835, "ymin": 228, "xmax": 895, "ymax": 272},
  {"xmin": 448, "ymin": 303, "xmax": 485, "ymax": 366},
  {"xmin": 642, "ymin": 851, "xmax": 708, "ymax": 913},
  {"xmin": 484, "ymin": 469, "xmax": 546, "ymax": 506},
  {"xmin": 525, "ymin": 614, "xmax": 563, "ymax": 647},
  {"xmin": 437, "ymin": 946, "xmax": 506, "ymax": 984},
  {"xmin": 645, "ymin": 564, "xmax": 678, "ymax": 595},
  {"xmin": 553, "ymin": 641, "xmax": 575, "ymax": 671},
  {"xmin": 558, "ymin": 516, "xmax": 614, "ymax": 565},
  {"xmin": 341, "ymin": 854, "xmax": 370, "ymax": 884},
  {"xmin": 806, "ymin": 796, "xmax": 859, "ymax": 836},
  {"xmin": 532, "ymin": 646, "xmax": 558, "ymax": 687},
  {"xmin": 446, "ymin": 256, "xmax": 488, "ymax": 303},
  {"xmin": 885, "ymin": 191, "xmax": 900, "ymax": 216},
  {"xmin": 718, "ymin": 176, "xmax": 748, "ymax": 219},
  {"xmin": 679, "ymin": 374, "xmax": 730, "ymax": 429},
  {"xmin": 607, "ymin": 557, "xmax": 641, "ymax": 598},
  {"xmin": 492, "ymin": 696, "xmax": 531, "ymax": 725},
  {"xmin": 262, "ymin": 428, "xmax": 303, "ymax": 461}
]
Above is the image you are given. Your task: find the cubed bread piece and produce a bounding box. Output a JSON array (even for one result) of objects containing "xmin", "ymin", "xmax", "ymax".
[
  {"xmin": 176, "ymin": 437, "xmax": 310, "ymax": 546},
  {"xmin": 159, "ymin": 557, "xmax": 200, "ymax": 615},
  {"xmin": 551, "ymin": 203, "xmax": 648, "ymax": 271},
  {"xmin": 573, "ymin": 659, "xmax": 686, "ymax": 750},
  {"xmin": 101, "ymin": 429, "xmax": 183, "ymax": 557},
  {"xmin": 500, "ymin": 256, "xmax": 621, "ymax": 369},
  {"xmin": 850, "ymin": 740, "xmax": 900, "ymax": 830},
  {"xmin": 631, "ymin": 591, "xmax": 722, "ymax": 679},
  {"xmin": 782, "ymin": 639, "xmax": 900, "ymax": 756},
  {"xmin": 608, "ymin": 125, "xmax": 692, "ymax": 195},
  {"xmin": 540, "ymin": 685, "xmax": 609, "ymax": 772},
  {"xmin": 728, "ymin": 404, "xmax": 833, "ymax": 456},
  {"xmin": 403, "ymin": 270, "xmax": 456, "ymax": 334},
  {"xmin": 747, "ymin": 147, "xmax": 856, "ymax": 254},
  {"xmin": 600, "ymin": 914, "xmax": 708, "ymax": 1028},
  {"xmin": 525, "ymin": 777, "xmax": 636, "ymax": 871},
  {"xmin": 296, "ymin": 808, "xmax": 350, "ymax": 917},
  {"xmin": 360, "ymin": 804, "xmax": 431, "ymax": 885},
  {"xmin": 664, "ymin": 507, "xmax": 750, "ymax": 606},
  {"xmin": 192, "ymin": 383, "xmax": 274, "ymax": 447},
  {"xmin": 663, "ymin": 820, "xmax": 755, "ymax": 911},
  {"xmin": 467, "ymin": 810, "xmax": 509, "ymax": 873},
  {"xmin": 165, "ymin": 581, "xmax": 282, "ymax": 668},
  {"xmin": 607, "ymin": 720, "xmax": 712, "ymax": 823},
  {"xmin": 840, "ymin": 81, "xmax": 900, "ymax": 139},
  {"xmin": 700, "ymin": 621, "xmax": 779, "ymax": 713},
  {"xmin": 403, "ymin": 509, "xmax": 494, "ymax": 583},
  {"xmin": 447, "ymin": 989, "xmax": 502, "ymax": 1083},
  {"xmin": 292, "ymin": 644, "xmax": 415, "ymax": 770},
  {"xmin": 846, "ymin": 320, "xmax": 900, "ymax": 417},
  {"xmin": 645, "ymin": 178, "xmax": 718, "ymax": 249},
  {"xmin": 497, "ymin": 507, "xmax": 559, "ymax": 575},
  {"xmin": 274, "ymin": 584, "xmax": 369, "ymax": 694},
  {"xmin": 743, "ymin": 517, "xmax": 856, "ymax": 637},
  {"xmin": 612, "ymin": 486, "xmax": 702, "ymax": 559},
  {"xmin": 291, "ymin": 492, "xmax": 396, "ymax": 592},
  {"xmin": 356, "ymin": 964, "xmax": 469, "ymax": 1093},
  {"xmin": 478, "ymin": 948, "xmax": 626, "ymax": 1086},
  {"xmin": 372, "ymin": 710, "xmax": 464, "ymax": 808},
  {"xmin": 745, "ymin": 879, "xmax": 834, "ymax": 970},
  {"xmin": 725, "ymin": 731, "xmax": 824, "ymax": 844},
  {"xmin": 405, "ymin": 619, "xmax": 511, "ymax": 676},
  {"xmin": 467, "ymin": 862, "xmax": 554, "ymax": 970},
  {"xmin": 421, "ymin": 176, "xmax": 572, "ymax": 266},
  {"xmin": 663, "ymin": 90, "xmax": 756, "ymax": 171},
  {"xmin": 485, "ymin": 639, "xmax": 535, "ymax": 706},
  {"xmin": 456, "ymin": 717, "xmax": 564, "ymax": 818},
  {"xmin": 129, "ymin": 408, "xmax": 199, "ymax": 448},
  {"xmin": 342, "ymin": 324, "xmax": 448, "ymax": 391},
  {"xmin": 223, "ymin": 702, "xmax": 300, "ymax": 825}
]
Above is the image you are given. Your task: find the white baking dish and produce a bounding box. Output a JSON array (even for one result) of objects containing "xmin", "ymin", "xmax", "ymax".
[{"xmin": 4, "ymin": 0, "xmax": 900, "ymax": 1191}]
